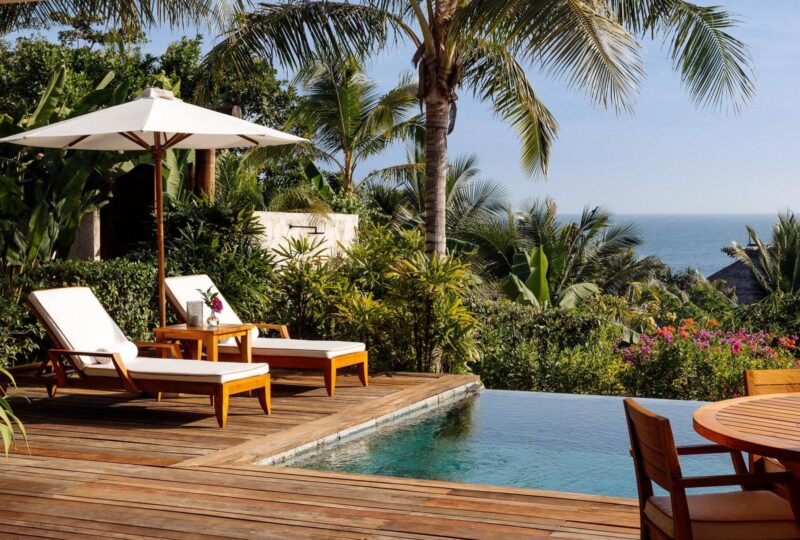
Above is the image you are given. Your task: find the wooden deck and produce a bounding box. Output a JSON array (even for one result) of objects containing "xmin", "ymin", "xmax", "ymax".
[{"xmin": 2, "ymin": 371, "xmax": 640, "ymax": 539}]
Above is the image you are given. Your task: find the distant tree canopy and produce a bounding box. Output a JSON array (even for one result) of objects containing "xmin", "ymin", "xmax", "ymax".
[{"xmin": 0, "ymin": 20, "xmax": 302, "ymax": 128}]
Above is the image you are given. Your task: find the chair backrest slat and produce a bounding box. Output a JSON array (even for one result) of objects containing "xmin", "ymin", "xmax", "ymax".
[
  {"xmin": 624, "ymin": 399, "xmax": 683, "ymax": 495},
  {"xmin": 745, "ymin": 369, "xmax": 800, "ymax": 396}
]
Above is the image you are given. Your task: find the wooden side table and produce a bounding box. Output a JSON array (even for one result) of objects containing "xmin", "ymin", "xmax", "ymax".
[{"xmin": 154, "ymin": 323, "xmax": 256, "ymax": 363}]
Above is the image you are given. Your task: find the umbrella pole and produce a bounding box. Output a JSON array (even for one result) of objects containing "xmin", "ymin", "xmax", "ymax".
[{"xmin": 153, "ymin": 149, "xmax": 167, "ymax": 328}]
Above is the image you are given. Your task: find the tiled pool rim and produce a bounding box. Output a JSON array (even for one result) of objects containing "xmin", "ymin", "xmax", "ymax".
[{"xmin": 256, "ymin": 379, "xmax": 483, "ymax": 465}]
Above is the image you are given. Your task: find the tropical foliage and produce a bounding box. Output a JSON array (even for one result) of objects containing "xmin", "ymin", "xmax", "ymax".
[
  {"xmin": 284, "ymin": 54, "xmax": 419, "ymax": 192},
  {"xmin": 726, "ymin": 211, "xmax": 800, "ymax": 295},
  {"xmin": 364, "ymin": 149, "xmax": 510, "ymax": 247},
  {"xmin": 0, "ymin": 367, "xmax": 27, "ymax": 457},
  {"xmin": 205, "ymin": 0, "xmax": 754, "ymax": 254},
  {"xmin": 0, "ymin": 67, "xmax": 134, "ymax": 274},
  {"xmin": 0, "ymin": 0, "xmax": 213, "ymax": 35},
  {"xmin": 2, "ymin": 3, "xmax": 796, "ymax": 409}
]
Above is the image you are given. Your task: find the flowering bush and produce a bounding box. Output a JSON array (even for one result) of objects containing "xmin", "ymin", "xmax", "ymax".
[{"xmin": 618, "ymin": 319, "xmax": 798, "ymax": 400}]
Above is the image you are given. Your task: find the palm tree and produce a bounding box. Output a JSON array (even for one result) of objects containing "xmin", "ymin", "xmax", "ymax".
[
  {"xmin": 364, "ymin": 145, "xmax": 509, "ymax": 242},
  {"xmin": 204, "ymin": 0, "xmax": 753, "ymax": 255},
  {"xmin": 288, "ymin": 54, "xmax": 420, "ymax": 192},
  {"xmin": 728, "ymin": 212, "xmax": 800, "ymax": 295},
  {"xmin": 469, "ymin": 198, "xmax": 664, "ymax": 295},
  {"xmin": 0, "ymin": 0, "xmax": 214, "ymax": 34}
]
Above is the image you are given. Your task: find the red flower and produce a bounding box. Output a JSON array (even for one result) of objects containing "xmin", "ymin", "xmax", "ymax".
[{"xmin": 211, "ymin": 297, "xmax": 223, "ymax": 314}]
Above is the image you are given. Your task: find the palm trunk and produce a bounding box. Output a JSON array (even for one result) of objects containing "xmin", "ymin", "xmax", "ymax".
[
  {"xmin": 424, "ymin": 96, "xmax": 449, "ymax": 255},
  {"xmin": 342, "ymin": 152, "xmax": 353, "ymax": 192}
]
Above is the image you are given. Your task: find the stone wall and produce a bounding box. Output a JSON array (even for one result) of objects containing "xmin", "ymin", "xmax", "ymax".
[
  {"xmin": 68, "ymin": 210, "xmax": 101, "ymax": 260},
  {"xmin": 252, "ymin": 212, "xmax": 359, "ymax": 257}
]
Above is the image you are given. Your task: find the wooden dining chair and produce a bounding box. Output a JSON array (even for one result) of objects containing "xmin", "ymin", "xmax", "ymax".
[
  {"xmin": 624, "ymin": 398, "xmax": 800, "ymax": 540},
  {"xmin": 745, "ymin": 369, "xmax": 800, "ymax": 396},
  {"xmin": 744, "ymin": 369, "xmax": 800, "ymax": 477}
]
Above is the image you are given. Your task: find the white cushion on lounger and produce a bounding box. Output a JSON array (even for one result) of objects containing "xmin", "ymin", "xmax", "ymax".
[
  {"xmin": 167, "ymin": 274, "xmax": 367, "ymax": 358},
  {"xmin": 83, "ymin": 357, "xmax": 270, "ymax": 384},
  {"xmin": 28, "ymin": 287, "xmax": 137, "ymax": 367},
  {"xmin": 96, "ymin": 341, "xmax": 138, "ymax": 365},
  {"xmin": 165, "ymin": 274, "xmax": 258, "ymax": 340},
  {"xmin": 219, "ymin": 337, "xmax": 365, "ymax": 359}
]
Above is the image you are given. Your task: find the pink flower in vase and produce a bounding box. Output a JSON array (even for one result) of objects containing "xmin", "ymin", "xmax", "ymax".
[{"xmin": 211, "ymin": 297, "xmax": 223, "ymax": 314}]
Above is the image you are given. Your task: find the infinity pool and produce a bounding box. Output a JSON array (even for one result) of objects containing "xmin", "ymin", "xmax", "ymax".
[{"xmin": 290, "ymin": 390, "xmax": 733, "ymax": 498}]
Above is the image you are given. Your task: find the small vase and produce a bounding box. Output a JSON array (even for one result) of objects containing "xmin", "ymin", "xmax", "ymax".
[{"xmin": 207, "ymin": 313, "xmax": 219, "ymax": 326}]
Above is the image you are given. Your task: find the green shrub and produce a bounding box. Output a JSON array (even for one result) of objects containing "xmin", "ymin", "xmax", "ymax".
[
  {"xmin": 538, "ymin": 344, "xmax": 625, "ymax": 395},
  {"xmin": 0, "ymin": 290, "xmax": 44, "ymax": 368},
  {"xmin": 334, "ymin": 228, "xmax": 480, "ymax": 373},
  {"xmin": 2, "ymin": 259, "xmax": 158, "ymax": 366},
  {"xmin": 136, "ymin": 197, "xmax": 278, "ymax": 322},
  {"xmin": 734, "ymin": 292, "xmax": 800, "ymax": 337},
  {"xmin": 471, "ymin": 297, "xmax": 625, "ymax": 393},
  {"xmin": 271, "ymin": 237, "xmax": 348, "ymax": 339}
]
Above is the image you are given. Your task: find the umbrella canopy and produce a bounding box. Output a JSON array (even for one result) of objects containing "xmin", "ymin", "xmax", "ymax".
[
  {"xmin": 0, "ymin": 88, "xmax": 306, "ymax": 150},
  {"xmin": 1, "ymin": 88, "xmax": 307, "ymax": 327}
]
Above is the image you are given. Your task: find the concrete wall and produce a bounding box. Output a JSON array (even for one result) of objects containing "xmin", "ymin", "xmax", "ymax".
[{"xmin": 253, "ymin": 212, "xmax": 358, "ymax": 257}]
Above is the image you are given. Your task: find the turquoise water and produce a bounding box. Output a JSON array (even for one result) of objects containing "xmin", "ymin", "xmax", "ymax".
[
  {"xmin": 565, "ymin": 213, "xmax": 774, "ymax": 277},
  {"xmin": 292, "ymin": 391, "xmax": 734, "ymax": 498}
]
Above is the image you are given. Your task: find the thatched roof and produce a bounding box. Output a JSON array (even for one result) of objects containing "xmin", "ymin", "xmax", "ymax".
[{"xmin": 708, "ymin": 246, "xmax": 767, "ymax": 305}]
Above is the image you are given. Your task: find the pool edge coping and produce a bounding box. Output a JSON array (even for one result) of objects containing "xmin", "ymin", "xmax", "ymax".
[{"xmin": 257, "ymin": 379, "xmax": 484, "ymax": 466}]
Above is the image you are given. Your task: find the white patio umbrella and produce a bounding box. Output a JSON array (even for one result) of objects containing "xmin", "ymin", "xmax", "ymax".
[{"xmin": 1, "ymin": 88, "xmax": 306, "ymax": 327}]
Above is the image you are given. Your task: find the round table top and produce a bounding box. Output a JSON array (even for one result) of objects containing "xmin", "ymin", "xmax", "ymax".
[{"xmin": 694, "ymin": 393, "xmax": 800, "ymax": 464}]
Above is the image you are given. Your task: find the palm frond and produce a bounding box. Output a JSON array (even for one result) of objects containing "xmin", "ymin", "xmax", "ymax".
[
  {"xmin": 460, "ymin": 209, "xmax": 520, "ymax": 279},
  {"xmin": 447, "ymin": 178, "xmax": 510, "ymax": 237},
  {"xmin": 457, "ymin": 0, "xmax": 643, "ymax": 113},
  {"xmin": 0, "ymin": 0, "xmax": 213, "ymax": 33},
  {"xmin": 460, "ymin": 39, "xmax": 558, "ymax": 177},
  {"xmin": 611, "ymin": 0, "xmax": 754, "ymax": 112},
  {"xmin": 267, "ymin": 185, "xmax": 331, "ymax": 213},
  {"xmin": 202, "ymin": 0, "xmax": 408, "ymax": 83}
]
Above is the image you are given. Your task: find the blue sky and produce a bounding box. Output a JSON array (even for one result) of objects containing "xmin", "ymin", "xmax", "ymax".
[
  {"xmin": 352, "ymin": 0, "xmax": 800, "ymax": 215},
  {"xmin": 34, "ymin": 1, "xmax": 800, "ymax": 214}
]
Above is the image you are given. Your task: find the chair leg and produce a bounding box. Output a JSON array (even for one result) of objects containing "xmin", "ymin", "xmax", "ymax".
[
  {"xmin": 46, "ymin": 384, "xmax": 58, "ymax": 398},
  {"xmin": 256, "ymin": 383, "xmax": 271, "ymax": 415},
  {"xmin": 357, "ymin": 359, "xmax": 368, "ymax": 387},
  {"xmin": 323, "ymin": 361, "xmax": 336, "ymax": 397},
  {"xmin": 156, "ymin": 392, "xmax": 162, "ymax": 402},
  {"xmin": 209, "ymin": 394, "xmax": 214, "ymax": 406},
  {"xmin": 214, "ymin": 386, "xmax": 229, "ymax": 428}
]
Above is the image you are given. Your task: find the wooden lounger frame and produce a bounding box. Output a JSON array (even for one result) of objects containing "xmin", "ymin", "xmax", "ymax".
[
  {"xmin": 10, "ymin": 300, "xmax": 271, "ymax": 428},
  {"xmin": 167, "ymin": 295, "xmax": 367, "ymax": 397}
]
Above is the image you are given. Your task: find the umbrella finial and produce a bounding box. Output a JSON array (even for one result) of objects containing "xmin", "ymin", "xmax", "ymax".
[{"xmin": 138, "ymin": 88, "xmax": 177, "ymax": 101}]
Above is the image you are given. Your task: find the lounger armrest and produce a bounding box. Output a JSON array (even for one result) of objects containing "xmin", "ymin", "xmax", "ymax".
[
  {"xmin": 678, "ymin": 471, "xmax": 795, "ymax": 489},
  {"xmin": 135, "ymin": 341, "xmax": 182, "ymax": 358},
  {"xmin": 47, "ymin": 348, "xmax": 140, "ymax": 393},
  {"xmin": 49, "ymin": 348, "xmax": 118, "ymax": 358},
  {"xmin": 255, "ymin": 324, "xmax": 290, "ymax": 339}
]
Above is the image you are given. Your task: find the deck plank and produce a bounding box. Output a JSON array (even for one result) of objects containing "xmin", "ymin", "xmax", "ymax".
[{"xmin": 2, "ymin": 371, "xmax": 640, "ymax": 539}]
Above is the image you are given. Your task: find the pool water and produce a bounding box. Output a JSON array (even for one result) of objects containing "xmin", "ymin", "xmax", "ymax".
[{"xmin": 290, "ymin": 390, "xmax": 734, "ymax": 498}]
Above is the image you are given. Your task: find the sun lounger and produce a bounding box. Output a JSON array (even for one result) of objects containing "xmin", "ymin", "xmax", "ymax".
[
  {"xmin": 18, "ymin": 287, "xmax": 270, "ymax": 427},
  {"xmin": 165, "ymin": 274, "xmax": 368, "ymax": 396}
]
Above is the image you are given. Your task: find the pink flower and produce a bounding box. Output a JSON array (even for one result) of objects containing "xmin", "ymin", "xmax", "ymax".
[
  {"xmin": 211, "ymin": 297, "xmax": 223, "ymax": 313},
  {"xmin": 730, "ymin": 340, "xmax": 742, "ymax": 356}
]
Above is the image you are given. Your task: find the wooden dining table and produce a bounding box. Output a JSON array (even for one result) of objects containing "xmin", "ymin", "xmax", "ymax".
[{"xmin": 693, "ymin": 392, "xmax": 800, "ymax": 472}]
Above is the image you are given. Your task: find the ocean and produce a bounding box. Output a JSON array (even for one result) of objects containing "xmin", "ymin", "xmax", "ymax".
[{"xmin": 563, "ymin": 214, "xmax": 775, "ymax": 278}]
